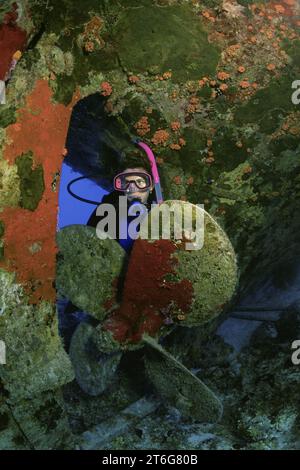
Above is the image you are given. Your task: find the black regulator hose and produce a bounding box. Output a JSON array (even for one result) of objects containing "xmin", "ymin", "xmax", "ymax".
[{"xmin": 66, "ymin": 174, "xmax": 105, "ymax": 205}]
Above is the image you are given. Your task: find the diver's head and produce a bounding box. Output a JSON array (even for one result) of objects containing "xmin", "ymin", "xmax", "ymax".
[
  {"xmin": 114, "ymin": 166, "xmax": 154, "ymax": 204},
  {"xmin": 115, "ymin": 147, "xmax": 154, "ymax": 204}
]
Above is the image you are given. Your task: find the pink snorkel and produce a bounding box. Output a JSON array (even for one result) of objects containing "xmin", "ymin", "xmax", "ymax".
[{"xmin": 133, "ymin": 139, "xmax": 163, "ymax": 204}]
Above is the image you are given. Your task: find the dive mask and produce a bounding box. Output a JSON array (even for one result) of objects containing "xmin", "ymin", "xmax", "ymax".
[{"xmin": 113, "ymin": 171, "xmax": 153, "ymax": 192}]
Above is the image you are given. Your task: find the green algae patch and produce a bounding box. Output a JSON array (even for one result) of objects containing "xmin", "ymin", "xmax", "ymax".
[
  {"xmin": 269, "ymin": 135, "xmax": 299, "ymax": 155},
  {"xmin": 29, "ymin": 1, "xmax": 120, "ymax": 105},
  {"xmin": 0, "ymin": 268, "xmax": 76, "ymax": 449},
  {"xmin": 234, "ymin": 75, "xmax": 297, "ymax": 133},
  {"xmin": 112, "ymin": 4, "xmax": 220, "ymax": 83},
  {"xmin": 0, "ymin": 104, "xmax": 17, "ymax": 128},
  {"xmin": 180, "ymin": 128, "xmax": 207, "ymax": 168},
  {"xmin": 0, "ymin": 403, "xmax": 31, "ymax": 450},
  {"xmin": 15, "ymin": 151, "xmax": 45, "ymax": 211},
  {"xmin": 213, "ymin": 162, "xmax": 258, "ymax": 205},
  {"xmin": 211, "ymin": 128, "xmax": 250, "ymax": 172},
  {"xmin": 282, "ymin": 39, "xmax": 300, "ymax": 71},
  {"xmin": 0, "ymin": 270, "xmax": 74, "ymax": 403},
  {"xmin": 0, "ymin": 159, "xmax": 21, "ymax": 208},
  {"xmin": 56, "ymin": 225, "xmax": 127, "ymax": 320},
  {"xmin": 8, "ymin": 390, "xmax": 76, "ymax": 450},
  {"xmin": 0, "ymin": 221, "xmax": 4, "ymax": 238}
]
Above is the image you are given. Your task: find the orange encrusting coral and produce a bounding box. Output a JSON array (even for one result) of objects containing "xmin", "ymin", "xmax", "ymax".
[
  {"xmin": 100, "ymin": 81, "xmax": 112, "ymax": 96},
  {"xmin": 0, "ymin": 80, "xmax": 81, "ymax": 303},
  {"xmin": 151, "ymin": 129, "xmax": 170, "ymax": 146},
  {"xmin": 134, "ymin": 116, "xmax": 150, "ymax": 136}
]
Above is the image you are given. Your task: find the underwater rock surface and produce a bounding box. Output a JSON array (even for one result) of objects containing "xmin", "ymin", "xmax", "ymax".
[{"xmin": 0, "ymin": 269, "xmax": 76, "ymax": 449}]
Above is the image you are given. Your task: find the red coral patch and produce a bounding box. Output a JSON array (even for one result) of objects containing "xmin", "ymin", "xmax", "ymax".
[
  {"xmin": 0, "ymin": 80, "xmax": 80, "ymax": 303},
  {"xmin": 103, "ymin": 239, "xmax": 194, "ymax": 345}
]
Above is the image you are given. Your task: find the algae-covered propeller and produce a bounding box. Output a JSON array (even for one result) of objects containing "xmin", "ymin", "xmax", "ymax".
[
  {"xmin": 56, "ymin": 201, "xmax": 238, "ymax": 423},
  {"xmin": 138, "ymin": 200, "xmax": 239, "ymax": 328},
  {"xmin": 69, "ymin": 322, "xmax": 223, "ymax": 423},
  {"xmin": 56, "ymin": 224, "xmax": 127, "ymax": 321},
  {"xmin": 142, "ymin": 334, "xmax": 223, "ymax": 424},
  {"xmin": 69, "ymin": 322, "xmax": 122, "ymax": 397},
  {"xmin": 99, "ymin": 201, "xmax": 238, "ymax": 346},
  {"xmin": 56, "ymin": 202, "xmax": 238, "ymax": 332}
]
